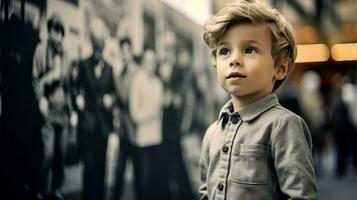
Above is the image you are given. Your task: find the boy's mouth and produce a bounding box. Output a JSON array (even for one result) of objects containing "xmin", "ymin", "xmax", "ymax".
[{"xmin": 226, "ymin": 72, "xmax": 246, "ymax": 79}]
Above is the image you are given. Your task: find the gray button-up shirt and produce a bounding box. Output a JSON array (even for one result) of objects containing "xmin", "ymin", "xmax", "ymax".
[{"xmin": 199, "ymin": 94, "xmax": 318, "ymax": 200}]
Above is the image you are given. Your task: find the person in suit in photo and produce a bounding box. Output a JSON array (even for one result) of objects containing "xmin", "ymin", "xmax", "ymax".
[{"xmin": 75, "ymin": 17, "xmax": 116, "ymax": 200}]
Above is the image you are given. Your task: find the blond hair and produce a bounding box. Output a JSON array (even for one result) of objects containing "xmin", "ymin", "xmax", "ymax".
[{"xmin": 203, "ymin": 0, "xmax": 296, "ymax": 90}]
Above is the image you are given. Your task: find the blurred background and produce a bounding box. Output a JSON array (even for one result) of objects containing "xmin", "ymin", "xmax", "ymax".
[{"xmin": 1, "ymin": 0, "xmax": 357, "ymax": 200}]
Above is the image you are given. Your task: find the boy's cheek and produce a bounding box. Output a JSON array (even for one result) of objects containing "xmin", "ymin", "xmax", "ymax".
[{"xmin": 216, "ymin": 71, "xmax": 225, "ymax": 86}]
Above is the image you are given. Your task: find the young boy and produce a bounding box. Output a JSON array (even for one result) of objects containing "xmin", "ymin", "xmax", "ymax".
[{"xmin": 199, "ymin": 1, "xmax": 318, "ymax": 199}]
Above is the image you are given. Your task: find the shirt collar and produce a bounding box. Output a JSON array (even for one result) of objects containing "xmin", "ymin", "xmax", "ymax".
[{"xmin": 217, "ymin": 93, "xmax": 280, "ymax": 123}]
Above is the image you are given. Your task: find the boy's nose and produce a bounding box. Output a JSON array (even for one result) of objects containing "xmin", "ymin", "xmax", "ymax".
[
  {"xmin": 229, "ymin": 52, "xmax": 242, "ymax": 67},
  {"xmin": 229, "ymin": 60, "xmax": 241, "ymax": 67}
]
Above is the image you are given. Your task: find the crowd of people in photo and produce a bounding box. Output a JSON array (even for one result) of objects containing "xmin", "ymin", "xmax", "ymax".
[
  {"xmin": 1, "ymin": 9, "xmax": 215, "ymax": 200},
  {"xmin": 36, "ymin": 14, "xmax": 207, "ymax": 200}
]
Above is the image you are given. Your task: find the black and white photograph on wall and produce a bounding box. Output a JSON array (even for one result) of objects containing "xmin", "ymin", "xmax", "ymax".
[{"xmin": 0, "ymin": 0, "xmax": 221, "ymax": 200}]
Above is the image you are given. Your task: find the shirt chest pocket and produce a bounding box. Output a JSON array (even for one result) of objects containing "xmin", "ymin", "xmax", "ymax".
[{"xmin": 229, "ymin": 144, "xmax": 270, "ymax": 185}]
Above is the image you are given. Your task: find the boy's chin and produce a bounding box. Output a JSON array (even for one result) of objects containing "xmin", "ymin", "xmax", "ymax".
[
  {"xmin": 229, "ymin": 90, "xmax": 273, "ymax": 101},
  {"xmin": 223, "ymin": 87, "xmax": 245, "ymax": 97},
  {"xmin": 227, "ymin": 91, "xmax": 246, "ymax": 98}
]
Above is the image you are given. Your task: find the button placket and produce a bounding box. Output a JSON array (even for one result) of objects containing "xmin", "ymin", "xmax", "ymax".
[
  {"xmin": 217, "ymin": 182, "xmax": 224, "ymax": 191},
  {"xmin": 217, "ymin": 121, "xmax": 232, "ymax": 196},
  {"xmin": 217, "ymin": 117, "xmax": 241, "ymax": 198}
]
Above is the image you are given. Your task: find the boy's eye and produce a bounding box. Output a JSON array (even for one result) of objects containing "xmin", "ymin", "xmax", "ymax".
[
  {"xmin": 245, "ymin": 46, "xmax": 258, "ymax": 54},
  {"xmin": 218, "ymin": 48, "xmax": 231, "ymax": 56}
]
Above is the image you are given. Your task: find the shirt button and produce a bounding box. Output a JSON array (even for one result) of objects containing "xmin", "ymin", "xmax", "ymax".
[
  {"xmin": 217, "ymin": 183, "xmax": 224, "ymax": 191},
  {"xmin": 230, "ymin": 116, "xmax": 239, "ymax": 124},
  {"xmin": 222, "ymin": 145, "xmax": 229, "ymax": 153}
]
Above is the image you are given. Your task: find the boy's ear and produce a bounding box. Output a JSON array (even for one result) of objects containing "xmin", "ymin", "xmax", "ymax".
[{"xmin": 274, "ymin": 58, "xmax": 290, "ymax": 80}]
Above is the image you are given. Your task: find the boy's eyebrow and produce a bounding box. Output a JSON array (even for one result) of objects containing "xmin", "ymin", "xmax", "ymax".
[{"xmin": 217, "ymin": 40, "xmax": 262, "ymax": 47}]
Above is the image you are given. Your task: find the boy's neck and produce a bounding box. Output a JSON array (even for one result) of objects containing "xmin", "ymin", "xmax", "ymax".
[{"xmin": 231, "ymin": 92, "xmax": 273, "ymax": 111}]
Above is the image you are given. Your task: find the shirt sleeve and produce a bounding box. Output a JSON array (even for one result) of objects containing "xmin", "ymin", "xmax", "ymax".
[
  {"xmin": 271, "ymin": 113, "xmax": 318, "ymax": 199},
  {"xmin": 199, "ymin": 123, "xmax": 216, "ymax": 200}
]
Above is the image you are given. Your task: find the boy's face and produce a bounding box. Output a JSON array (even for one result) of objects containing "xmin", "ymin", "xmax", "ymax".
[{"xmin": 215, "ymin": 23, "xmax": 286, "ymax": 105}]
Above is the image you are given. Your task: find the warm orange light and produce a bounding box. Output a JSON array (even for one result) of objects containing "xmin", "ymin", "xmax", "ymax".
[
  {"xmin": 295, "ymin": 44, "xmax": 330, "ymax": 63},
  {"xmin": 331, "ymin": 43, "xmax": 357, "ymax": 61}
]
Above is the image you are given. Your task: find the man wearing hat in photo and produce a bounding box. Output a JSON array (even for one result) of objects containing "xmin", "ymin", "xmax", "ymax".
[{"xmin": 32, "ymin": 12, "xmax": 71, "ymax": 200}]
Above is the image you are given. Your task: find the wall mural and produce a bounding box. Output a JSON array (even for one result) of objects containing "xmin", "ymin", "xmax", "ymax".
[{"xmin": 0, "ymin": 0, "xmax": 226, "ymax": 199}]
